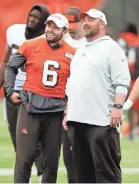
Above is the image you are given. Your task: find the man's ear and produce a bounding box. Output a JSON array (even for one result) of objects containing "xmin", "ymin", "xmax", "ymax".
[
  {"xmin": 100, "ymin": 20, "xmax": 105, "ymax": 29},
  {"xmin": 63, "ymin": 28, "xmax": 68, "ymax": 37}
]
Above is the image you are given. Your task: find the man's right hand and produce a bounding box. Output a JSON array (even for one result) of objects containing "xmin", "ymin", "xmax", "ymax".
[
  {"xmin": 10, "ymin": 92, "xmax": 21, "ymax": 104},
  {"xmin": 62, "ymin": 114, "xmax": 68, "ymax": 131}
]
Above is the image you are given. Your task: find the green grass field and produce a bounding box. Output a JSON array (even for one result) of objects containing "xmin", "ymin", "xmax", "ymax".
[{"xmin": 0, "ymin": 101, "xmax": 139, "ymax": 183}]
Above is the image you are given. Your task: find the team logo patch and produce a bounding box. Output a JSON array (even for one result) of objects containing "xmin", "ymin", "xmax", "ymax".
[
  {"xmin": 64, "ymin": 52, "xmax": 74, "ymax": 60},
  {"xmin": 82, "ymin": 53, "xmax": 86, "ymax": 57},
  {"xmin": 22, "ymin": 128, "xmax": 28, "ymax": 134}
]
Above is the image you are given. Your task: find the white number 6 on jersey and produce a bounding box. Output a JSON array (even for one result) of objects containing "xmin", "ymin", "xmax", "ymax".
[{"xmin": 42, "ymin": 60, "xmax": 60, "ymax": 87}]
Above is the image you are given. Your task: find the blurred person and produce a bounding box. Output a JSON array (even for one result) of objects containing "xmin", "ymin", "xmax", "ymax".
[
  {"xmin": 62, "ymin": 7, "xmax": 86, "ymax": 183},
  {"xmin": 5, "ymin": 13, "xmax": 76, "ymax": 183},
  {"xmin": 66, "ymin": 7, "xmax": 81, "ymax": 39},
  {"xmin": 63, "ymin": 9, "xmax": 131, "ymax": 183},
  {"xmin": 65, "ymin": 7, "xmax": 85, "ymax": 44},
  {"xmin": 118, "ymin": 23, "xmax": 139, "ymax": 139},
  {"xmin": 123, "ymin": 76, "xmax": 139, "ymax": 112},
  {"xmin": 118, "ymin": 23, "xmax": 139, "ymax": 49},
  {"xmin": 0, "ymin": 4, "xmax": 50, "ymax": 181}
]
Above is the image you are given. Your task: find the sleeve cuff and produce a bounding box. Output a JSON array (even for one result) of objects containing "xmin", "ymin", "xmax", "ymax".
[
  {"xmin": 116, "ymin": 86, "xmax": 128, "ymax": 96},
  {"xmin": 6, "ymin": 88, "xmax": 14, "ymax": 97}
]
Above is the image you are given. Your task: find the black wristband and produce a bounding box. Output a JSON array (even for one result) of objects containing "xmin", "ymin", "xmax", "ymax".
[{"xmin": 114, "ymin": 104, "xmax": 123, "ymax": 109}]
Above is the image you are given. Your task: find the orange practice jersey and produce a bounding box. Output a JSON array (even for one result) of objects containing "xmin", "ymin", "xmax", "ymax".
[{"xmin": 18, "ymin": 38, "xmax": 76, "ymax": 98}]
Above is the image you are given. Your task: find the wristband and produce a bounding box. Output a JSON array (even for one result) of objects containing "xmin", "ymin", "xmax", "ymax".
[{"xmin": 114, "ymin": 104, "xmax": 123, "ymax": 109}]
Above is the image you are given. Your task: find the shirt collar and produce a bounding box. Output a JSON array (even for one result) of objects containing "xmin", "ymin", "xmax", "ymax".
[
  {"xmin": 85, "ymin": 36, "xmax": 111, "ymax": 47},
  {"xmin": 47, "ymin": 41, "xmax": 63, "ymax": 50}
]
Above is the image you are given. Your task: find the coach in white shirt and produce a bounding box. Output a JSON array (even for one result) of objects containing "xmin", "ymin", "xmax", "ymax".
[{"xmin": 63, "ymin": 9, "xmax": 131, "ymax": 183}]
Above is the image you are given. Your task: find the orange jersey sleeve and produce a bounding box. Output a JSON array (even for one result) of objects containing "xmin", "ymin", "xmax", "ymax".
[{"xmin": 17, "ymin": 40, "xmax": 31, "ymax": 58}]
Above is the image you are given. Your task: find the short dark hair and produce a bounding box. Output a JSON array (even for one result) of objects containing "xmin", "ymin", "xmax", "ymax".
[
  {"xmin": 65, "ymin": 7, "xmax": 81, "ymax": 23},
  {"xmin": 63, "ymin": 27, "xmax": 67, "ymax": 31}
]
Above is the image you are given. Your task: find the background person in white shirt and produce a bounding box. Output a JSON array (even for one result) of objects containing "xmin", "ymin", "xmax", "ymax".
[
  {"xmin": 64, "ymin": 7, "xmax": 86, "ymax": 48},
  {"xmin": 63, "ymin": 9, "xmax": 131, "ymax": 183}
]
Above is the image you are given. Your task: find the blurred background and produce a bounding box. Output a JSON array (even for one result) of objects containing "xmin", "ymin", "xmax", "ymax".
[{"xmin": 0, "ymin": 0, "xmax": 139, "ymax": 183}]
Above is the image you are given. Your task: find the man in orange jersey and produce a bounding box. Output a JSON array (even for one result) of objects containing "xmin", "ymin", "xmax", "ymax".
[
  {"xmin": 5, "ymin": 13, "xmax": 76, "ymax": 183},
  {"xmin": 0, "ymin": 6, "xmax": 50, "ymax": 182}
]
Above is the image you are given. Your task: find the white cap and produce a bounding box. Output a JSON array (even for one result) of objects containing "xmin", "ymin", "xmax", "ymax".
[
  {"xmin": 79, "ymin": 9, "xmax": 107, "ymax": 25},
  {"xmin": 46, "ymin": 13, "xmax": 69, "ymax": 28}
]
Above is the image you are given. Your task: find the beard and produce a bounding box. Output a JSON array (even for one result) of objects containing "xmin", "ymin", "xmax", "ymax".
[
  {"xmin": 45, "ymin": 31, "xmax": 63, "ymax": 44},
  {"xmin": 25, "ymin": 24, "xmax": 45, "ymax": 40},
  {"xmin": 69, "ymin": 31, "xmax": 76, "ymax": 39},
  {"xmin": 83, "ymin": 25, "xmax": 99, "ymax": 39},
  {"xmin": 68, "ymin": 29, "xmax": 77, "ymax": 39}
]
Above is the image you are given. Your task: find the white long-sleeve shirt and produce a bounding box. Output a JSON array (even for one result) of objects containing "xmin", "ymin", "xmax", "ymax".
[
  {"xmin": 6, "ymin": 24, "xmax": 26, "ymax": 91},
  {"xmin": 67, "ymin": 36, "xmax": 131, "ymax": 126}
]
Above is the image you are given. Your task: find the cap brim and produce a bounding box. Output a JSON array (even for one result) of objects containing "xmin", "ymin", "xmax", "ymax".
[
  {"xmin": 45, "ymin": 19, "xmax": 62, "ymax": 28},
  {"xmin": 68, "ymin": 22, "xmax": 80, "ymax": 30},
  {"xmin": 78, "ymin": 12, "xmax": 88, "ymax": 20},
  {"xmin": 66, "ymin": 15, "xmax": 75, "ymax": 22}
]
